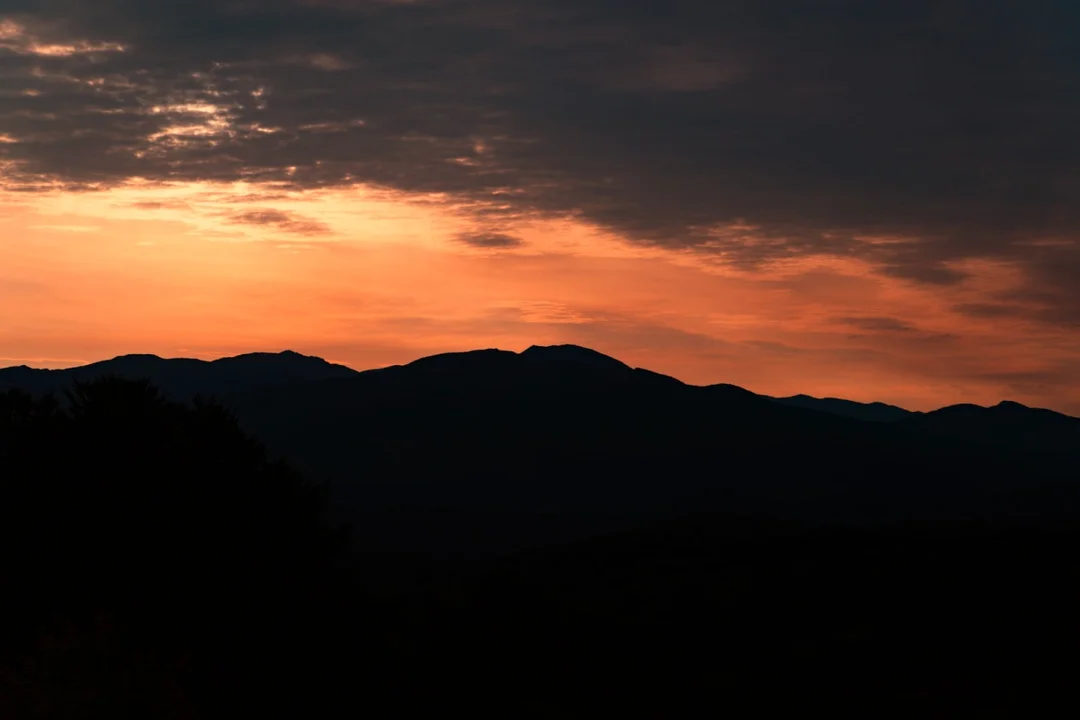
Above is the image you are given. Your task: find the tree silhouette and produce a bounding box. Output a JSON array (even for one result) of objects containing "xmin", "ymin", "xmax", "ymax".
[{"xmin": 0, "ymin": 377, "xmax": 354, "ymax": 718}]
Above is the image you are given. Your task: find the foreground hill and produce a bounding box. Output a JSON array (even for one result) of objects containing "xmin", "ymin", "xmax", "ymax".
[{"xmin": 2, "ymin": 373, "xmax": 1079, "ymax": 717}]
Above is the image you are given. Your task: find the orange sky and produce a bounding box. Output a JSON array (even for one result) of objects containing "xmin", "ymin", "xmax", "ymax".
[{"xmin": 3, "ymin": 179, "xmax": 1079, "ymax": 414}]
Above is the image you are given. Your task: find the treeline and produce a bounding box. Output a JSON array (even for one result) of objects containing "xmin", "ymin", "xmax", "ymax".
[{"xmin": 0, "ymin": 379, "xmax": 365, "ymax": 718}]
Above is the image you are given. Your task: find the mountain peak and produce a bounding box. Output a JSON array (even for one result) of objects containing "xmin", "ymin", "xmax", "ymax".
[
  {"xmin": 404, "ymin": 348, "xmax": 519, "ymax": 373},
  {"xmin": 521, "ymin": 344, "xmax": 630, "ymax": 371},
  {"xmin": 109, "ymin": 353, "xmax": 166, "ymax": 362},
  {"xmin": 222, "ymin": 349, "xmax": 325, "ymax": 363}
]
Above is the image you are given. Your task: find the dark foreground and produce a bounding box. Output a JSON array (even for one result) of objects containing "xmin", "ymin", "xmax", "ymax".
[{"xmin": 2, "ymin": 378, "xmax": 1078, "ymax": 718}]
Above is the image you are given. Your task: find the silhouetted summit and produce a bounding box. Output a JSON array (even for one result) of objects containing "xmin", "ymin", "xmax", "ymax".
[
  {"xmin": 400, "ymin": 348, "xmax": 521, "ymax": 376},
  {"xmin": 521, "ymin": 344, "xmax": 632, "ymax": 372},
  {"xmin": 369, "ymin": 345, "xmax": 637, "ymax": 386}
]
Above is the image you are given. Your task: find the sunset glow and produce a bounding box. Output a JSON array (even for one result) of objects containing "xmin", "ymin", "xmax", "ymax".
[{"xmin": 3, "ymin": 177, "xmax": 1077, "ymax": 414}]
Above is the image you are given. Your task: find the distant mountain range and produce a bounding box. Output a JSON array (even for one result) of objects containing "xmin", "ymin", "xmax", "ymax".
[
  {"xmin": 4, "ymin": 345, "xmax": 1079, "ymax": 552},
  {"xmin": 0, "ymin": 349, "xmax": 359, "ymax": 399},
  {"xmin": 2, "ymin": 344, "xmax": 1069, "ymax": 424}
]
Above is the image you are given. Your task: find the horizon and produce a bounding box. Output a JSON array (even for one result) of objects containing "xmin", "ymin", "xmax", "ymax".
[
  {"xmin": 5, "ymin": 344, "xmax": 1069, "ymax": 416},
  {"xmin": 2, "ymin": 1, "xmax": 1079, "ymax": 416}
]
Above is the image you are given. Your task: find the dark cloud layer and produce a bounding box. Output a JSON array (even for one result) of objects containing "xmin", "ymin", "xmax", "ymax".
[{"xmin": 2, "ymin": 0, "xmax": 1078, "ymax": 318}]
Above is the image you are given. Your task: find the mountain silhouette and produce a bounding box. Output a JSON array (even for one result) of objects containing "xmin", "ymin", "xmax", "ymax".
[
  {"xmin": 4, "ymin": 344, "xmax": 1076, "ymax": 553},
  {"xmin": 769, "ymin": 393, "xmax": 917, "ymax": 422},
  {"xmin": 521, "ymin": 343, "xmax": 633, "ymax": 371},
  {"xmin": 4, "ymin": 351, "xmax": 1080, "ymax": 717},
  {"xmin": 9, "ymin": 344, "xmax": 1067, "ymax": 421},
  {"xmin": 0, "ymin": 350, "xmax": 359, "ymax": 400},
  {"xmin": 898, "ymin": 399, "xmax": 1080, "ymax": 453}
]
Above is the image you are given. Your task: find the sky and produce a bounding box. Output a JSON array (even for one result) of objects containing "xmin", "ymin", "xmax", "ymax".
[{"xmin": 1, "ymin": 0, "xmax": 1079, "ymax": 413}]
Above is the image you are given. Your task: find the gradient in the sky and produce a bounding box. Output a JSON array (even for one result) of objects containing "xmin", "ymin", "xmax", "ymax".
[{"xmin": 1, "ymin": 1, "xmax": 1079, "ymax": 413}]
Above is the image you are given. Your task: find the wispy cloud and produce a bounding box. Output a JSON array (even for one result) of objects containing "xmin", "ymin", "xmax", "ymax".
[
  {"xmin": 226, "ymin": 209, "xmax": 332, "ymax": 236},
  {"xmin": 837, "ymin": 316, "xmax": 917, "ymax": 333},
  {"xmin": 455, "ymin": 231, "xmax": 523, "ymax": 249}
]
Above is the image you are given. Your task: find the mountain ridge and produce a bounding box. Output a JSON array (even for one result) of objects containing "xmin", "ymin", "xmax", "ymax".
[
  {"xmin": 0, "ymin": 349, "xmax": 359, "ymax": 399},
  {"xmin": 4, "ymin": 343, "xmax": 1080, "ymax": 554},
  {"xmin": 1, "ymin": 345, "xmax": 1071, "ymax": 421}
]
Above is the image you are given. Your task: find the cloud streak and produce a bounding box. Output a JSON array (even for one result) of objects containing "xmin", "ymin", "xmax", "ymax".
[
  {"xmin": 226, "ymin": 208, "xmax": 331, "ymax": 236},
  {"xmin": 838, "ymin": 317, "xmax": 917, "ymax": 333},
  {"xmin": 455, "ymin": 231, "xmax": 523, "ymax": 249}
]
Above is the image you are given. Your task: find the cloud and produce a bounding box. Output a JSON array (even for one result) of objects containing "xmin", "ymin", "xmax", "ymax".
[
  {"xmin": 0, "ymin": 0, "xmax": 1077, "ymax": 307},
  {"xmin": 838, "ymin": 316, "xmax": 917, "ymax": 333},
  {"xmin": 127, "ymin": 200, "xmax": 190, "ymax": 210},
  {"xmin": 0, "ymin": 17, "xmax": 126, "ymax": 57},
  {"xmin": 226, "ymin": 209, "xmax": 331, "ymax": 235},
  {"xmin": 975, "ymin": 366, "xmax": 1080, "ymax": 403},
  {"xmin": 455, "ymin": 231, "xmax": 523, "ymax": 248},
  {"xmin": 28, "ymin": 223, "xmax": 100, "ymax": 232},
  {"xmin": 954, "ymin": 302, "xmax": 1024, "ymax": 319},
  {"xmin": 500, "ymin": 301, "xmax": 591, "ymax": 324}
]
